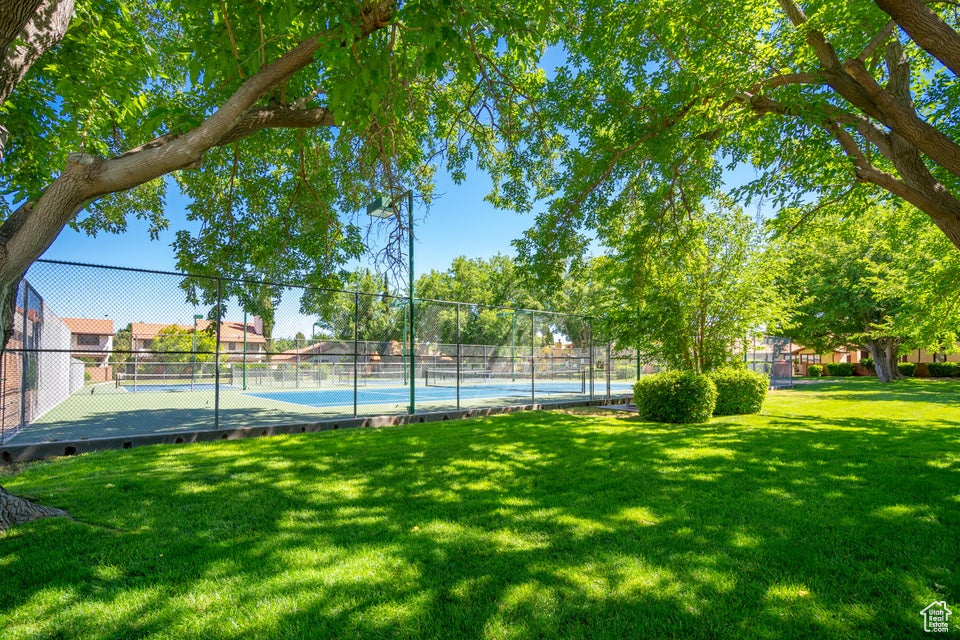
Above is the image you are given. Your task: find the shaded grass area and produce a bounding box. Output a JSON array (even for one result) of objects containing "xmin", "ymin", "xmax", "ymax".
[{"xmin": 1, "ymin": 378, "xmax": 958, "ymax": 639}]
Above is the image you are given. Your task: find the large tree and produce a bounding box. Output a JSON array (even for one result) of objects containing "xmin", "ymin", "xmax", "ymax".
[
  {"xmin": 773, "ymin": 200, "xmax": 960, "ymax": 382},
  {"xmin": 0, "ymin": 0, "xmax": 558, "ymax": 348},
  {"xmin": 515, "ymin": 0, "xmax": 960, "ymax": 281},
  {"xmin": 599, "ymin": 198, "xmax": 781, "ymax": 373},
  {"xmin": 0, "ymin": 0, "xmax": 558, "ymax": 529},
  {"xmin": 415, "ymin": 254, "xmax": 542, "ymax": 346}
]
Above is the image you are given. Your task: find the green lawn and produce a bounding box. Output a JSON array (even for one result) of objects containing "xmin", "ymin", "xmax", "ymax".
[{"xmin": 1, "ymin": 378, "xmax": 958, "ymax": 639}]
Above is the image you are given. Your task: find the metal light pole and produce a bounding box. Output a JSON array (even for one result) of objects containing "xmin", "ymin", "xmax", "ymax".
[
  {"xmin": 192, "ymin": 313, "xmax": 203, "ymax": 386},
  {"xmin": 367, "ymin": 189, "xmax": 415, "ymax": 414}
]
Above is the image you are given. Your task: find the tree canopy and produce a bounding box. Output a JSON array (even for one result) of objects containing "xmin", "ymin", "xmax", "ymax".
[
  {"xmin": 514, "ymin": 0, "xmax": 960, "ymax": 283},
  {"xmin": 0, "ymin": 0, "xmax": 560, "ymax": 347},
  {"xmin": 772, "ymin": 199, "xmax": 960, "ymax": 381},
  {"xmin": 596, "ymin": 198, "xmax": 781, "ymax": 372}
]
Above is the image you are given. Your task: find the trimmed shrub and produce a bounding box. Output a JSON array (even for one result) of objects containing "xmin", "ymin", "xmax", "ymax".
[
  {"xmin": 709, "ymin": 368, "xmax": 769, "ymax": 416},
  {"xmin": 806, "ymin": 364, "xmax": 824, "ymax": 377},
  {"xmin": 926, "ymin": 361, "xmax": 960, "ymax": 377},
  {"xmin": 825, "ymin": 362, "xmax": 855, "ymax": 376},
  {"xmin": 634, "ymin": 371, "xmax": 717, "ymax": 424},
  {"xmin": 897, "ymin": 362, "xmax": 917, "ymax": 377},
  {"xmin": 859, "ymin": 356, "xmax": 874, "ymax": 369}
]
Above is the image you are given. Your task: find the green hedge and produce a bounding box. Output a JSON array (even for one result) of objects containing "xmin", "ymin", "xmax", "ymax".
[
  {"xmin": 634, "ymin": 371, "xmax": 717, "ymax": 424},
  {"xmin": 926, "ymin": 361, "xmax": 960, "ymax": 377},
  {"xmin": 709, "ymin": 368, "xmax": 769, "ymax": 416},
  {"xmin": 897, "ymin": 362, "xmax": 916, "ymax": 377},
  {"xmin": 806, "ymin": 364, "xmax": 824, "ymax": 377},
  {"xmin": 825, "ymin": 362, "xmax": 855, "ymax": 376}
]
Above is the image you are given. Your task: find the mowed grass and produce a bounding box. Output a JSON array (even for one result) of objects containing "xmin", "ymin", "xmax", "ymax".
[{"xmin": 1, "ymin": 378, "xmax": 958, "ymax": 639}]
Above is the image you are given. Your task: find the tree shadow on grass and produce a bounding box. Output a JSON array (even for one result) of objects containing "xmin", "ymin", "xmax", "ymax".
[
  {"xmin": 784, "ymin": 378, "xmax": 960, "ymax": 405},
  {"xmin": 1, "ymin": 408, "xmax": 958, "ymax": 639}
]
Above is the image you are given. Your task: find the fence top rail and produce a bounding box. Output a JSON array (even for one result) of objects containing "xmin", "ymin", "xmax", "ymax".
[{"xmin": 32, "ymin": 259, "xmax": 596, "ymax": 321}]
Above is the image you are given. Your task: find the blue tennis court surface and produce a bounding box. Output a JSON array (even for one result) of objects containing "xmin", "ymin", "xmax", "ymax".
[{"xmin": 246, "ymin": 381, "xmax": 605, "ymax": 408}]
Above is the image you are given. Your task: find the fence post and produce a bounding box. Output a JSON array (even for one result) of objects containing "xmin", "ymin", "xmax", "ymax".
[
  {"xmin": 214, "ymin": 278, "xmax": 222, "ymax": 430},
  {"xmin": 353, "ymin": 292, "xmax": 359, "ymax": 418},
  {"xmin": 19, "ymin": 281, "xmax": 28, "ymax": 430},
  {"xmin": 531, "ymin": 311, "xmax": 536, "ymax": 405},
  {"xmin": 456, "ymin": 303, "xmax": 461, "ymax": 411},
  {"xmin": 242, "ymin": 311, "xmax": 247, "ymax": 390},
  {"xmin": 409, "ymin": 296, "xmax": 415, "ymax": 415},
  {"xmin": 588, "ymin": 322, "xmax": 594, "ymax": 400},
  {"xmin": 606, "ymin": 323, "xmax": 612, "ymax": 403}
]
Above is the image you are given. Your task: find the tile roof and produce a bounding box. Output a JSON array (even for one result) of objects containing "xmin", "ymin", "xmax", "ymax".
[
  {"xmin": 130, "ymin": 320, "xmax": 266, "ymax": 343},
  {"xmin": 62, "ymin": 317, "xmax": 115, "ymax": 335}
]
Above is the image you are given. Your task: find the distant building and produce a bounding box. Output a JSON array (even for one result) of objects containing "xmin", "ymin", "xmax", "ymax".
[
  {"xmin": 61, "ymin": 318, "xmax": 114, "ymax": 367},
  {"xmin": 793, "ymin": 344, "xmax": 960, "ymax": 376},
  {"xmin": 130, "ymin": 319, "xmax": 267, "ymax": 361},
  {"xmin": 272, "ymin": 340, "xmax": 351, "ymax": 363}
]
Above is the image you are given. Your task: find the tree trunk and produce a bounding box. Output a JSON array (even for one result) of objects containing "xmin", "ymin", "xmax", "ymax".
[
  {"xmin": 865, "ymin": 338, "xmax": 903, "ymax": 383},
  {"xmin": 0, "ymin": 0, "xmax": 75, "ymax": 159},
  {"xmin": 874, "ymin": 0, "xmax": 960, "ymax": 77},
  {"xmin": 0, "ymin": 485, "xmax": 68, "ymax": 531},
  {"xmin": 0, "ymin": 1, "xmax": 394, "ymax": 529}
]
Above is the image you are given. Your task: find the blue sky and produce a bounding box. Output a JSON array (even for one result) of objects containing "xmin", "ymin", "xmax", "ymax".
[
  {"xmin": 39, "ymin": 167, "xmax": 535, "ymax": 279},
  {"xmin": 33, "ymin": 167, "xmax": 545, "ymax": 338}
]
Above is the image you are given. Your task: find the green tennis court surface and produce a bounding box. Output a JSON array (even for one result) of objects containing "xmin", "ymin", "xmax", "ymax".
[{"xmin": 5, "ymin": 377, "xmax": 633, "ymax": 444}]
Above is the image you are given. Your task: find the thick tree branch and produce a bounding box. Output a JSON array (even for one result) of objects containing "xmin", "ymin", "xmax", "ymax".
[
  {"xmin": 875, "ymin": 0, "xmax": 960, "ymax": 76},
  {"xmin": 0, "ymin": 0, "xmax": 44, "ymax": 55},
  {"xmin": 216, "ymin": 106, "xmax": 335, "ymax": 145},
  {"xmin": 0, "ymin": 1, "xmax": 394, "ymax": 282},
  {"xmin": 856, "ymin": 20, "xmax": 896, "ymax": 64},
  {"xmin": 0, "ymin": 0, "xmax": 74, "ymax": 159},
  {"xmin": 842, "ymin": 57, "xmax": 960, "ymax": 179},
  {"xmin": 825, "ymin": 121, "xmax": 960, "ymax": 246}
]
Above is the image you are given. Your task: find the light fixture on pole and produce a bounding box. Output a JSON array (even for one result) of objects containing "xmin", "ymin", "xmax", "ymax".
[{"xmin": 366, "ymin": 190, "xmax": 415, "ymax": 414}]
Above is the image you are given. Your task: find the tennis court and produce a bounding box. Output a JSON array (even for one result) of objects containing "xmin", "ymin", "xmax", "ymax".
[
  {"xmin": 8, "ymin": 372, "xmax": 633, "ymax": 444},
  {"xmin": 1, "ymin": 260, "xmax": 642, "ymax": 449},
  {"xmin": 249, "ymin": 368, "xmax": 610, "ymax": 408}
]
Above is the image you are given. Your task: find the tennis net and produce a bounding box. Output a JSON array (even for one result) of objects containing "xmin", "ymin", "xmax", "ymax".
[
  {"xmin": 116, "ymin": 372, "xmax": 219, "ymax": 391},
  {"xmin": 424, "ymin": 368, "xmax": 587, "ymax": 394},
  {"xmin": 334, "ymin": 363, "xmax": 410, "ymax": 386}
]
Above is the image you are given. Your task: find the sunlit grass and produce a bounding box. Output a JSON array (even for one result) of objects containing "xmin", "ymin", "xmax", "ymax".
[{"xmin": 2, "ymin": 378, "xmax": 958, "ymax": 639}]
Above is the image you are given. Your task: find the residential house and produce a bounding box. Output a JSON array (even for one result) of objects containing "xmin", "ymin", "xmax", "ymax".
[
  {"xmin": 130, "ymin": 319, "xmax": 267, "ymax": 362},
  {"xmin": 793, "ymin": 343, "xmax": 960, "ymax": 376},
  {"xmin": 791, "ymin": 344, "xmax": 863, "ymax": 376},
  {"xmin": 61, "ymin": 317, "xmax": 114, "ymax": 367},
  {"xmin": 271, "ymin": 340, "xmax": 351, "ymax": 364},
  {"xmin": 901, "ymin": 348, "xmax": 960, "ymax": 365}
]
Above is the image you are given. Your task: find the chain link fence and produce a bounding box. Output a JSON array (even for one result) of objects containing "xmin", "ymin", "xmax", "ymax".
[
  {"xmin": 746, "ymin": 335, "xmax": 794, "ymax": 389},
  {"xmin": 0, "ymin": 260, "xmax": 640, "ymax": 446}
]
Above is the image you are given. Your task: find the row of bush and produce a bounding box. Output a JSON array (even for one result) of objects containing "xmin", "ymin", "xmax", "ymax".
[
  {"xmin": 807, "ymin": 361, "xmax": 956, "ymax": 377},
  {"xmin": 805, "ymin": 362, "xmax": 857, "ymax": 377},
  {"xmin": 633, "ymin": 368, "xmax": 768, "ymax": 424},
  {"xmin": 927, "ymin": 361, "xmax": 960, "ymax": 377}
]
